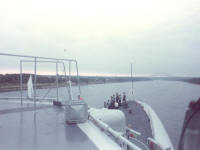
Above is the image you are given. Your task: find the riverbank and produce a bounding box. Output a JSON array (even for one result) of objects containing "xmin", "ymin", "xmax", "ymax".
[
  {"xmin": 0, "ymin": 73, "xmax": 152, "ymax": 92},
  {"xmin": 0, "ymin": 80, "xmax": 149, "ymax": 93},
  {"xmin": 0, "ymin": 74, "xmax": 199, "ymax": 92}
]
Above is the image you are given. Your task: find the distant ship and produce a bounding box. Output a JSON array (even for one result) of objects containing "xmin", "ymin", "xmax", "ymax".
[{"xmin": 0, "ymin": 53, "xmax": 199, "ymax": 150}]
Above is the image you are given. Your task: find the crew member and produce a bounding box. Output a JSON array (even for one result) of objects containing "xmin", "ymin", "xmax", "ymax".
[
  {"xmin": 111, "ymin": 95, "xmax": 115, "ymax": 109},
  {"xmin": 107, "ymin": 100, "xmax": 111, "ymax": 109},
  {"xmin": 116, "ymin": 93, "xmax": 119, "ymax": 103},
  {"xmin": 123, "ymin": 92, "xmax": 126, "ymax": 103},
  {"xmin": 119, "ymin": 94, "xmax": 122, "ymax": 106},
  {"xmin": 114, "ymin": 101, "xmax": 119, "ymax": 109},
  {"xmin": 123, "ymin": 92, "xmax": 128, "ymax": 108}
]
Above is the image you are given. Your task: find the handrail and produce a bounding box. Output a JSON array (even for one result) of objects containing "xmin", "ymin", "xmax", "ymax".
[
  {"xmin": 75, "ymin": 61, "xmax": 81, "ymax": 96},
  {"xmin": 147, "ymin": 137, "xmax": 169, "ymax": 150},
  {"xmin": 125, "ymin": 127, "xmax": 149, "ymax": 150},
  {"xmin": 126, "ymin": 127, "xmax": 141, "ymax": 137},
  {"xmin": 0, "ymin": 53, "xmax": 76, "ymax": 62},
  {"xmin": 89, "ymin": 114, "xmax": 142, "ymax": 150},
  {"xmin": 129, "ymin": 137, "xmax": 149, "ymax": 150},
  {"xmin": 0, "ymin": 53, "xmax": 80, "ymax": 106},
  {"xmin": 20, "ymin": 60, "xmax": 67, "ymax": 101}
]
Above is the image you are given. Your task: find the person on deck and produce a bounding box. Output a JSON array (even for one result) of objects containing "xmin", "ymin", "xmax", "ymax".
[
  {"xmin": 107, "ymin": 99, "xmax": 111, "ymax": 109},
  {"xmin": 113, "ymin": 94, "xmax": 115, "ymax": 101},
  {"xmin": 111, "ymin": 96, "xmax": 115, "ymax": 109},
  {"xmin": 116, "ymin": 93, "xmax": 119, "ymax": 103},
  {"xmin": 119, "ymin": 94, "xmax": 122, "ymax": 107},
  {"xmin": 114, "ymin": 101, "xmax": 119, "ymax": 109},
  {"xmin": 112, "ymin": 95, "xmax": 115, "ymax": 108},
  {"xmin": 123, "ymin": 92, "xmax": 128, "ymax": 108},
  {"xmin": 123, "ymin": 92, "xmax": 126, "ymax": 103},
  {"xmin": 110, "ymin": 96, "xmax": 113, "ymax": 109}
]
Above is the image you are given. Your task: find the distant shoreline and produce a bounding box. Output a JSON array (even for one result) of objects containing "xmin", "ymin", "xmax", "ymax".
[
  {"xmin": 0, "ymin": 73, "xmax": 199, "ymax": 93},
  {"xmin": 1, "ymin": 79, "xmax": 200, "ymax": 93},
  {"xmin": 0, "ymin": 80, "xmax": 153, "ymax": 93}
]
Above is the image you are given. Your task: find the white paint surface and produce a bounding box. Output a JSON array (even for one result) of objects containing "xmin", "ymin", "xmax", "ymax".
[
  {"xmin": 1, "ymin": 99, "xmax": 52, "ymax": 105},
  {"xmin": 89, "ymin": 108, "xmax": 126, "ymax": 132},
  {"xmin": 27, "ymin": 75, "xmax": 34, "ymax": 99},
  {"xmin": 78, "ymin": 121, "xmax": 123, "ymax": 150},
  {"xmin": 136, "ymin": 100, "xmax": 174, "ymax": 150}
]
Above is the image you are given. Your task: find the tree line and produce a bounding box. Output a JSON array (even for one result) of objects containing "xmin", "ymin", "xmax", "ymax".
[{"xmin": 0, "ymin": 73, "xmax": 152, "ymax": 85}]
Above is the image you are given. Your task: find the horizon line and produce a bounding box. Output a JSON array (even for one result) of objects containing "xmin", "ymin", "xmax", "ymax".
[{"xmin": 0, "ymin": 71, "xmax": 199, "ymax": 78}]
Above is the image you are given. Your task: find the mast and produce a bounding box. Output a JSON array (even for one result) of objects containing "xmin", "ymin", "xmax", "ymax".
[{"xmin": 131, "ymin": 63, "xmax": 134, "ymax": 95}]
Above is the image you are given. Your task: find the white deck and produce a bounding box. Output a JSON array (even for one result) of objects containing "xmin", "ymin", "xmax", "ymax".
[{"xmin": 0, "ymin": 100, "xmax": 122, "ymax": 150}]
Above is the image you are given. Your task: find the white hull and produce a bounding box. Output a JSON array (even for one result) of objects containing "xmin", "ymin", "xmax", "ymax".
[{"xmin": 136, "ymin": 100, "xmax": 174, "ymax": 150}]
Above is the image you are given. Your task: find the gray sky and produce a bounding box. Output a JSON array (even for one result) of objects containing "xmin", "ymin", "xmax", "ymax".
[{"xmin": 0, "ymin": 0, "xmax": 200, "ymax": 76}]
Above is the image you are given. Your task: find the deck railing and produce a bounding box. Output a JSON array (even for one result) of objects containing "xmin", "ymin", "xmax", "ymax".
[
  {"xmin": 147, "ymin": 137, "xmax": 171, "ymax": 150},
  {"xmin": 89, "ymin": 114, "xmax": 142, "ymax": 150},
  {"xmin": 0, "ymin": 53, "xmax": 80, "ymax": 105}
]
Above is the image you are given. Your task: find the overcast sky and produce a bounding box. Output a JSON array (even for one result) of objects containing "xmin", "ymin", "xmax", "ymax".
[{"xmin": 0, "ymin": 0, "xmax": 200, "ymax": 76}]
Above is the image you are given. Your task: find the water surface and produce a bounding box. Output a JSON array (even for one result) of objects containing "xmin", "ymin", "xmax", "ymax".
[{"xmin": 1, "ymin": 81, "xmax": 200, "ymax": 149}]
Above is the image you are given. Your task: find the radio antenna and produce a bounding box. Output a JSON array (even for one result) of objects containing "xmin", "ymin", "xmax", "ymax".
[{"xmin": 131, "ymin": 63, "xmax": 134, "ymax": 95}]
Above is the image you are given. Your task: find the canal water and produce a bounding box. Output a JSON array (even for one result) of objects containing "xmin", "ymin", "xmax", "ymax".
[{"xmin": 1, "ymin": 80, "xmax": 200, "ymax": 149}]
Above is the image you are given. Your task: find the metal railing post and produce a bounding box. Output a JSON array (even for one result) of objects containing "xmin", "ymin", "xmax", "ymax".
[
  {"xmin": 20, "ymin": 61, "xmax": 23, "ymax": 106},
  {"xmin": 56, "ymin": 61, "xmax": 59, "ymax": 102},
  {"xmin": 75, "ymin": 60, "xmax": 81, "ymax": 97},
  {"xmin": 68, "ymin": 61, "xmax": 73, "ymax": 101},
  {"xmin": 131, "ymin": 63, "xmax": 134, "ymax": 95},
  {"xmin": 61, "ymin": 62, "xmax": 69, "ymax": 104},
  {"xmin": 69, "ymin": 61, "xmax": 71, "ymax": 81},
  {"xmin": 34, "ymin": 57, "xmax": 37, "ymax": 110},
  {"xmin": 0, "ymin": 53, "xmax": 78, "ymax": 106},
  {"xmin": 61, "ymin": 62, "xmax": 67, "ymax": 86}
]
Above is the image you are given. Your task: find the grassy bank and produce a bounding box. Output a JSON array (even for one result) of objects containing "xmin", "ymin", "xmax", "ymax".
[{"xmin": 0, "ymin": 74, "xmax": 199, "ymax": 92}]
